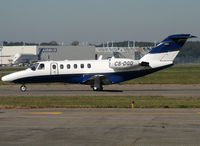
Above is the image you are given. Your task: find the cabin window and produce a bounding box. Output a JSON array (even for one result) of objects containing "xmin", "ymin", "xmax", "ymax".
[
  {"xmin": 52, "ymin": 65, "xmax": 56, "ymax": 69},
  {"xmin": 30, "ymin": 63, "xmax": 39, "ymax": 71},
  {"xmin": 87, "ymin": 63, "xmax": 91, "ymax": 68},
  {"xmin": 74, "ymin": 64, "xmax": 77, "ymax": 69},
  {"xmin": 38, "ymin": 63, "xmax": 45, "ymax": 70},
  {"xmin": 60, "ymin": 64, "xmax": 64, "ymax": 69},
  {"xmin": 80, "ymin": 64, "xmax": 84, "ymax": 69},
  {"xmin": 67, "ymin": 64, "xmax": 71, "ymax": 69}
]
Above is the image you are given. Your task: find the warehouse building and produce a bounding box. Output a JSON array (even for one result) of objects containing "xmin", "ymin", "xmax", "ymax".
[
  {"xmin": 0, "ymin": 45, "xmax": 95, "ymax": 65},
  {"xmin": 39, "ymin": 46, "xmax": 95, "ymax": 61},
  {"xmin": 0, "ymin": 44, "xmax": 149, "ymax": 66}
]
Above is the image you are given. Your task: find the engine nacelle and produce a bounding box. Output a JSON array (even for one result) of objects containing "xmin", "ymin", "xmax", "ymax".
[{"xmin": 109, "ymin": 57, "xmax": 139, "ymax": 69}]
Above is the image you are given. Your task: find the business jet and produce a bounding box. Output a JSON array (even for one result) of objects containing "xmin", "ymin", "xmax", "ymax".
[
  {"xmin": 12, "ymin": 48, "xmax": 43, "ymax": 65},
  {"xmin": 1, "ymin": 34, "xmax": 195, "ymax": 92}
]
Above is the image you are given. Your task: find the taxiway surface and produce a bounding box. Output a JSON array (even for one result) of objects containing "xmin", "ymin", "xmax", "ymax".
[
  {"xmin": 0, "ymin": 84, "xmax": 200, "ymax": 97},
  {"xmin": 0, "ymin": 108, "xmax": 200, "ymax": 146}
]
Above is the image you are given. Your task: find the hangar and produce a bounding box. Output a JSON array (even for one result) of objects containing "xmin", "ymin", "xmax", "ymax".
[
  {"xmin": 0, "ymin": 45, "xmax": 95, "ymax": 65},
  {"xmin": 0, "ymin": 44, "xmax": 150, "ymax": 66}
]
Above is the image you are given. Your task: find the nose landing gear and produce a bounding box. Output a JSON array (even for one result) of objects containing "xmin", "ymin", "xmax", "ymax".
[{"xmin": 20, "ymin": 85, "xmax": 27, "ymax": 92}]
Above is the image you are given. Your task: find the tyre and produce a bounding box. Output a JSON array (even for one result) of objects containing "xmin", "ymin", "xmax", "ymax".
[
  {"xmin": 20, "ymin": 85, "xmax": 27, "ymax": 92},
  {"xmin": 93, "ymin": 86, "xmax": 103, "ymax": 91}
]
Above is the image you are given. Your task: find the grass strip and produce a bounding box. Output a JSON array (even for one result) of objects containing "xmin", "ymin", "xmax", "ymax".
[
  {"xmin": 0, "ymin": 96, "xmax": 200, "ymax": 109},
  {"xmin": 123, "ymin": 71, "xmax": 200, "ymax": 84}
]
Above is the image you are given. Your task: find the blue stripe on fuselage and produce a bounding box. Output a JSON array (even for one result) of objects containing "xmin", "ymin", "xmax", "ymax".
[{"xmin": 13, "ymin": 64, "xmax": 173, "ymax": 84}]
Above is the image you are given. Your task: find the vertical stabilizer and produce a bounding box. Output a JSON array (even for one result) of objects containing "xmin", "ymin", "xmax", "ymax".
[{"xmin": 140, "ymin": 34, "xmax": 196, "ymax": 68}]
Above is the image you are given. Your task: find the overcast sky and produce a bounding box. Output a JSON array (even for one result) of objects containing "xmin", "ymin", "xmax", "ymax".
[{"xmin": 0, "ymin": 0, "xmax": 199, "ymax": 44}]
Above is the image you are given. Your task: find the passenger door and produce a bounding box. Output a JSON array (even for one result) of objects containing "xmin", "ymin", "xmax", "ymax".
[{"xmin": 50, "ymin": 63, "xmax": 59, "ymax": 75}]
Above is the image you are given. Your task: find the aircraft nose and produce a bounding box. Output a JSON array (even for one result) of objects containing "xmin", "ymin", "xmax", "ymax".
[
  {"xmin": 1, "ymin": 75, "xmax": 12, "ymax": 82},
  {"xmin": 2, "ymin": 75, "xmax": 8, "ymax": 82}
]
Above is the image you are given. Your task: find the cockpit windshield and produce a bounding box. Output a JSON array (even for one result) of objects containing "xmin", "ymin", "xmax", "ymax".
[{"xmin": 29, "ymin": 63, "xmax": 39, "ymax": 71}]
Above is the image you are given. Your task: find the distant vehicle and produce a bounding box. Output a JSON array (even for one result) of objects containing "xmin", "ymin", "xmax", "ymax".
[
  {"xmin": 2, "ymin": 34, "xmax": 196, "ymax": 92},
  {"xmin": 12, "ymin": 49, "xmax": 43, "ymax": 65}
]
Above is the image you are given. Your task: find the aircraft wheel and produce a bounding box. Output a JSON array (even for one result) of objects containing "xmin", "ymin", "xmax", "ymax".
[
  {"xmin": 93, "ymin": 86, "xmax": 98, "ymax": 91},
  {"xmin": 20, "ymin": 85, "xmax": 27, "ymax": 92},
  {"xmin": 93, "ymin": 86, "xmax": 103, "ymax": 91}
]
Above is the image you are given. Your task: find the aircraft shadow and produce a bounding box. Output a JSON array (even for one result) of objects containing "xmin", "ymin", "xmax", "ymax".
[
  {"xmin": 99, "ymin": 90, "xmax": 123, "ymax": 93},
  {"xmin": 31, "ymin": 89, "xmax": 123, "ymax": 93}
]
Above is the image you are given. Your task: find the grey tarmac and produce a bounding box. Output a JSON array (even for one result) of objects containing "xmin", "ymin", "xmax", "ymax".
[
  {"xmin": 0, "ymin": 84, "xmax": 200, "ymax": 97},
  {"xmin": 0, "ymin": 108, "xmax": 200, "ymax": 146}
]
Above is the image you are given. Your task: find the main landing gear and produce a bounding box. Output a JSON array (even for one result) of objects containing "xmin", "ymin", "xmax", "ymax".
[
  {"xmin": 20, "ymin": 84, "xmax": 27, "ymax": 92},
  {"xmin": 92, "ymin": 85, "xmax": 103, "ymax": 91},
  {"xmin": 92, "ymin": 76, "xmax": 104, "ymax": 91}
]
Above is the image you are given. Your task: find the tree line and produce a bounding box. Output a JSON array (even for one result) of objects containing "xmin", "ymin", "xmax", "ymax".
[{"xmin": 2, "ymin": 40, "xmax": 81, "ymax": 46}]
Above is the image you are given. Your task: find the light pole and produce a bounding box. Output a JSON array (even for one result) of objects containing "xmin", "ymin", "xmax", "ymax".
[{"xmin": 0, "ymin": 42, "xmax": 3, "ymax": 65}]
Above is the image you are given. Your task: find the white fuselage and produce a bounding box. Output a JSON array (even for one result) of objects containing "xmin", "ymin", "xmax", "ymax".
[{"xmin": 2, "ymin": 58, "xmax": 147, "ymax": 83}]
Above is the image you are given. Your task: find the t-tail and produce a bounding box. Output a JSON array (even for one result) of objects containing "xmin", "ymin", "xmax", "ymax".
[{"xmin": 140, "ymin": 34, "xmax": 196, "ymax": 68}]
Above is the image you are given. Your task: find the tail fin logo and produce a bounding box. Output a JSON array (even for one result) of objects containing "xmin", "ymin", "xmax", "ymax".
[{"xmin": 149, "ymin": 34, "xmax": 196, "ymax": 54}]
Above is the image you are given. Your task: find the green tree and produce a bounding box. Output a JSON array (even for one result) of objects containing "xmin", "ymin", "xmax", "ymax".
[{"xmin": 71, "ymin": 41, "xmax": 79, "ymax": 46}]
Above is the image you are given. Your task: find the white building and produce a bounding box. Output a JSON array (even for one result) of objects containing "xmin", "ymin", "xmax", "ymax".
[
  {"xmin": 0, "ymin": 46, "xmax": 37, "ymax": 65},
  {"xmin": 0, "ymin": 45, "xmax": 95, "ymax": 65},
  {"xmin": 0, "ymin": 44, "xmax": 151, "ymax": 66}
]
